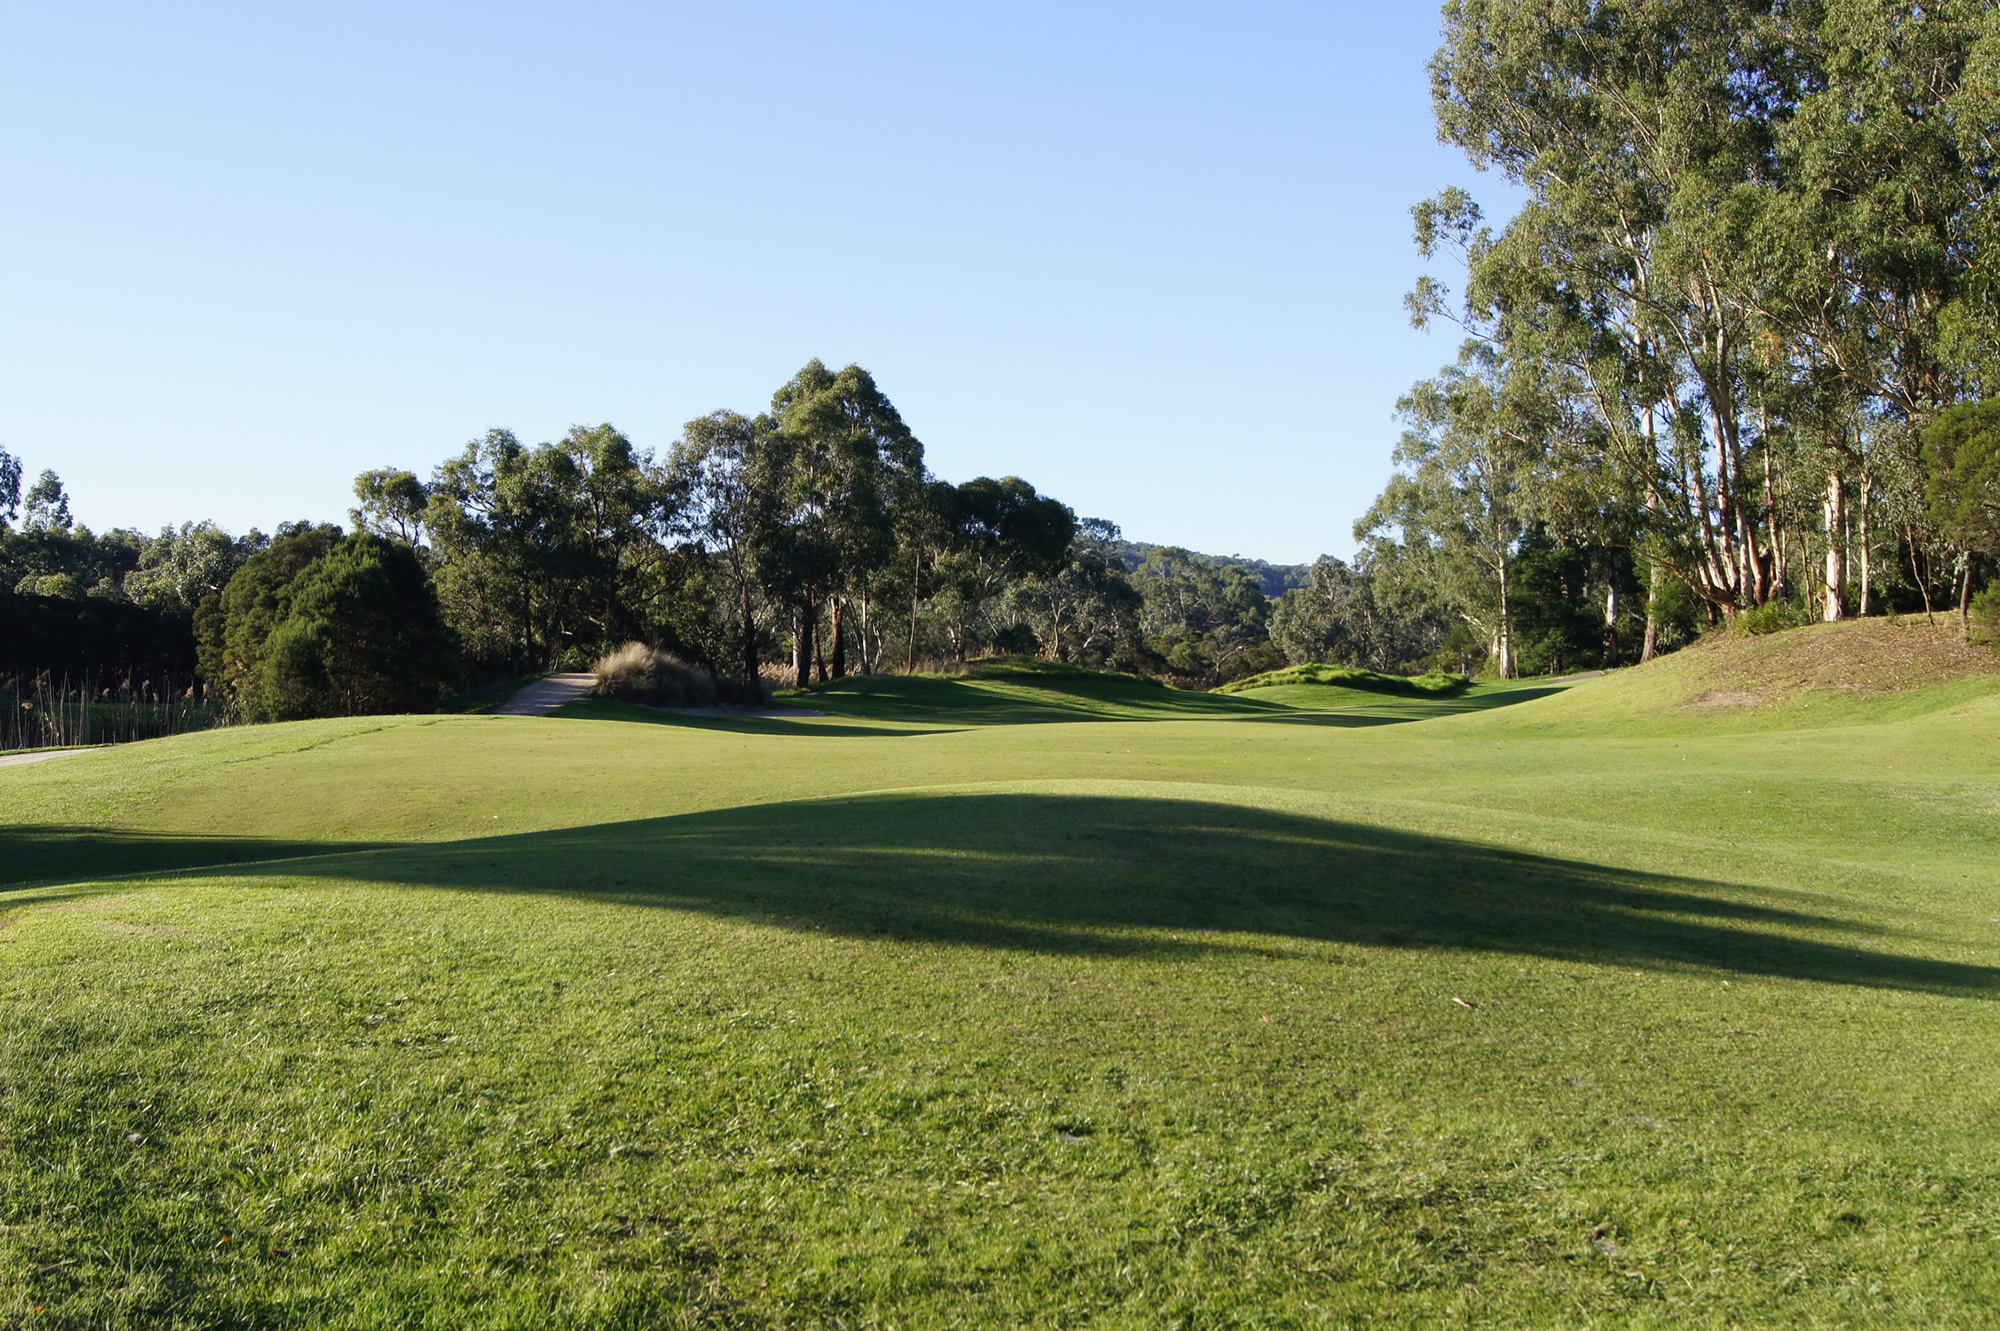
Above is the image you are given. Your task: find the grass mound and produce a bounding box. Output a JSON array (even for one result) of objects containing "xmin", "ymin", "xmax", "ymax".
[
  {"xmin": 1216, "ymin": 662, "xmax": 1469, "ymax": 697},
  {"xmin": 1449, "ymin": 616, "xmax": 2000, "ymax": 737},
  {"xmin": 1679, "ymin": 616, "xmax": 2000, "ymax": 695}
]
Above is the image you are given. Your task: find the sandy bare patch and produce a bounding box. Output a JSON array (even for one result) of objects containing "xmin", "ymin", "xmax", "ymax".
[{"xmin": 1685, "ymin": 689, "xmax": 1768, "ymax": 709}]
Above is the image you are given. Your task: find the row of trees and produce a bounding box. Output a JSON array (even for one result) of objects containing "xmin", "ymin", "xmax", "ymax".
[
  {"xmin": 346, "ymin": 361, "xmax": 1314, "ymax": 694},
  {"xmin": 1357, "ymin": 0, "xmax": 2000, "ymax": 675},
  {"xmin": 2, "ymin": 331, "xmax": 1783, "ymax": 732}
]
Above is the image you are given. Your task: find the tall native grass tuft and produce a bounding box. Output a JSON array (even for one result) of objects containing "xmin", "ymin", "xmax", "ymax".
[
  {"xmin": 592, "ymin": 644, "xmax": 775, "ymax": 708},
  {"xmin": 1, "ymin": 673, "xmax": 225, "ymax": 750}
]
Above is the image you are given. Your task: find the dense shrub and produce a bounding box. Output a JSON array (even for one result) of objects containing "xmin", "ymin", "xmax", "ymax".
[
  {"xmin": 1737, "ymin": 599, "xmax": 1811, "ymax": 636},
  {"xmin": 1971, "ymin": 584, "xmax": 2000, "ymax": 647},
  {"xmin": 205, "ymin": 528, "xmax": 458, "ymax": 721}
]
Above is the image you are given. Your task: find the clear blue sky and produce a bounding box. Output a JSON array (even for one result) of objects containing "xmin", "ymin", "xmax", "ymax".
[{"xmin": 0, "ymin": 3, "xmax": 1511, "ymax": 565}]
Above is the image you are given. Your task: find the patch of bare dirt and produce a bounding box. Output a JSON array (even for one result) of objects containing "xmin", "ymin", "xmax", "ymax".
[
  {"xmin": 1670, "ymin": 618, "xmax": 2000, "ymax": 695},
  {"xmin": 1686, "ymin": 689, "xmax": 1769, "ymax": 709}
]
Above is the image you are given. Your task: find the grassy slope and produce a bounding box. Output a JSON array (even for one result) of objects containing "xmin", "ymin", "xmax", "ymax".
[{"xmin": 3, "ymin": 635, "xmax": 1999, "ymax": 1325}]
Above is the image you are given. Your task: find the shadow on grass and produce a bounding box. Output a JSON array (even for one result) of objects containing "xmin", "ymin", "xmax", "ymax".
[
  {"xmin": 1227, "ymin": 685, "xmax": 1573, "ymax": 727},
  {"xmin": 789, "ymin": 675, "xmax": 1291, "ymax": 726},
  {"xmin": 0, "ymin": 827, "xmax": 394, "ymax": 890},
  {"xmin": 545, "ymin": 674, "xmax": 1571, "ymax": 733},
  {"xmin": 553, "ymin": 698, "xmax": 958, "ymax": 738},
  {"xmin": 151, "ymin": 791, "xmax": 1997, "ymax": 997}
]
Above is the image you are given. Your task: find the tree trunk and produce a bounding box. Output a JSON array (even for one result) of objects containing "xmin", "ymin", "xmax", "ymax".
[
  {"xmin": 1907, "ymin": 526, "xmax": 1935, "ymax": 624},
  {"xmin": 740, "ymin": 577, "xmax": 757, "ymax": 683},
  {"xmin": 794, "ymin": 601, "xmax": 817, "ymax": 691},
  {"xmin": 830, "ymin": 598, "xmax": 847, "ymax": 678},
  {"xmin": 1640, "ymin": 560, "xmax": 1661, "ymax": 664},
  {"xmin": 1822, "ymin": 470, "xmax": 1846, "ymax": 622},
  {"xmin": 1857, "ymin": 474, "xmax": 1872, "ymax": 618},
  {"xmin": 1959, "ymin": 555, "xmax": 1973, "ymax": 643},
  {"xmin": 1602, "ymin": 583, "xmax": 1619, "ymax": 669},
  {"xmin": 859, "ymin": 589, "xmax": 874, "ymax": 674},
  {"xmin": 1496, "ymin": 557, "xmax": 1513, "ymax": 680},
  {"xmin": 907, "ymin": 561, "xmax": 921, "ymax": 673}
]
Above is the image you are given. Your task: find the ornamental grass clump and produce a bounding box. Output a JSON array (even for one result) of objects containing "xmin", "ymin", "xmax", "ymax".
[{"xmin": 592, "ymin": 642, "xmax": 718, "ymax": 708}]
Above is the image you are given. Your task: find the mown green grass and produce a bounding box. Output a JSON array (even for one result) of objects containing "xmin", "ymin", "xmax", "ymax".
[{"xmin": 4, "ymin": 651, "xmax": 2000, "ymax": 1325}]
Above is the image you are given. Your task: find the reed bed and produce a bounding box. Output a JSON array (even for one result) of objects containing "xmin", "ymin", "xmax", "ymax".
[{"xmin": 0, "ymin": 673, "xmax": 224, "ymax": 750}]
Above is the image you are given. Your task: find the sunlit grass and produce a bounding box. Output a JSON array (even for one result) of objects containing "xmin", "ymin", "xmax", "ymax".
[{"xmin": 3, "ymin": 657, "xmax": 1998, "ymax": 1324}]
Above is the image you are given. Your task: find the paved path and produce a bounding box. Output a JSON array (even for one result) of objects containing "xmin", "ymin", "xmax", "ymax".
[
  {"xmin": 0, "ymin": 748, "xmax": 93, "ymax": 769},
  {"xmin": 491, "ymin": 674, "xmax": 597, "ymax": 716}
]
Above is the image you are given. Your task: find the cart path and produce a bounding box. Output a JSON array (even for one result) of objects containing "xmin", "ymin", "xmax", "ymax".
[
  {"xmin": 0, "ymin": 748, "xmax": 93, "ymax": 769},
  {"xmin": 491, "ymin": 674, "xmax": 597, "ymax": 716}
]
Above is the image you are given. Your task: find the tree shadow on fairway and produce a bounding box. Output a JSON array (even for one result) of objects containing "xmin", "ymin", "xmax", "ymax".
[
  {"xmin": 282, "ymin": 793, "xmax": 1998, "ymax": 996},
  {"xmin": 0, "ymin": 826, "xmax": 396, "ymax": 890},
  {"xmin": 1225, "ymin": 685, "xmax": 1572, "ymax": 727},
  {"xmin": 553, "ymin": 698, "xmax": 960, "ymax": 738},
  {"xmin": 787, "ymin": 675, "xmax": 1290, "ymax": 726}
]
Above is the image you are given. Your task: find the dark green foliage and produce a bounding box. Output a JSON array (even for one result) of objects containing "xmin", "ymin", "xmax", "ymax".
[
  {"xmin": 1924, "ymin": 401, "xmax": 2000, "ymax": 557},
  {"xmin": 22, "ymin": 469, "xmax": 72, "ymax": 532},
  {"xmin": 0, "ymin": 591, "xmax": 195, "ymax": 683},
  {"xmin": 1268, "ymin": 554, "xmax": 1452, "ymax": 675},
  {"xmin": 208, "ymin": 529, "xmax": 456, "ymax": 721},
  {"xmin": 3, "ymin": 524, "xmax": 145, "ymax": 603},
  {"xmin": 1969, "ymin": 584, "xmax": 2000, "ymax": 646},
  {"xmin": 0, "ymin": 447, "xmax": 20, "ymax": 530},
  {"xmin": 1128, "ymin": 546, "xmax": 1279, "ymax": 683},
  {"xmin": 425, "ymin": 425, "xmax": 668, "ymax": 676},
  {"xmin": 1108, "ymin": 540, "xmax": 1310, "ymax": 599}
]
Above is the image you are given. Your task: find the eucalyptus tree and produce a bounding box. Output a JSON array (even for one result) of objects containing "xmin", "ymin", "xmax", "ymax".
[
  {"xmin": 758, "ymin": 360, "xmax": 925, "ymax": 686},
  {"xmin": 1743, "ymin": 2, "xmax": 1999, "ymax": 617},
  {"xmin": 423, "ymin": 424, "xmax": 668, "ymax": 672},
  {"xmin": 124, "ymin": 522, "xmax": 259, "ymax": 613},
  {"xmin": 1359, "ymin": 343, "xmax": 1549, "ymax": 678},
  {"xmin": 1009, "ymin": 517, "xmax": 1143, "ymax": 667},
  {"xmin": 0, "ymin": 448, "xmax": 20, "ymax": 530},
  {"xmin": 668, "ymin": 409, "xmax": 771, "ymax": 682},
  {"xmin": 350, "ymin": 469, "xmax": 431, "ymax": 545},
  {"xmin": 1421, "ymin": 0, "xmax": 1799, "ymax": 615},
  {"xmin": 23, "ymin": 470, "xmax": 73, "ymax": 532},
  {"xmin": 1129, "ymin": 548, "xmax": 1273, "ymax": 681},
  {"xmin": 1421, "ymin": 0, "xmax": 2000, "ymax": 625},
  {"xmin": 932, "ymin": 476, "xmax": 1075, "ymax": 664}
]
